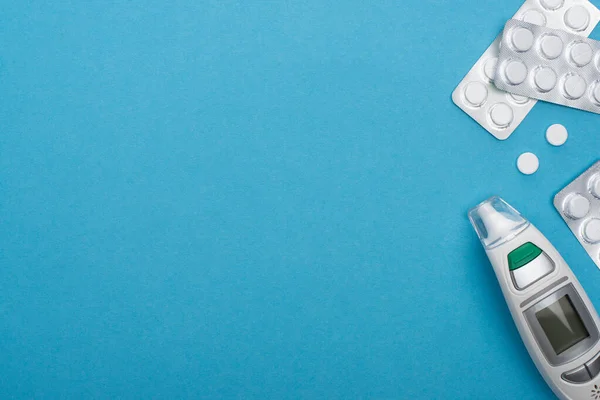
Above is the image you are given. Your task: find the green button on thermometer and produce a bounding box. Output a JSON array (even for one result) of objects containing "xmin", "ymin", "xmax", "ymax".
[
  {"xmin": 469, "ymin": 197, "xmax": 600, "ymax": 400},
  {"xmin": 508, "ymin": 242, "xmax": 543, "ymax": 271}
]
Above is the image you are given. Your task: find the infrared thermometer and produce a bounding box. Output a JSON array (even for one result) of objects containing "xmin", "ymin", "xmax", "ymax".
[{"xmin": 469, "ymin": 196, "xmax": 600, "ymax": 400}]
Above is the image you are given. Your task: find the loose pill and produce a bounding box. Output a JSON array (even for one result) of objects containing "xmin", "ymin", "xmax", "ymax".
[
  {"xmin": 546, "ymin": 124, "xmax": 568, "ymax": 146},
  {"xmin": 517, "ymin": 152, "xmax": 539, "ymax": 175}
]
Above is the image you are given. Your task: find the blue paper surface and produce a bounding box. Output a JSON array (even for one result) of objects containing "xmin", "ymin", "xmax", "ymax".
[{"xmin": 1, "ymin": 1, "xmax": 600, "ymax": 398}]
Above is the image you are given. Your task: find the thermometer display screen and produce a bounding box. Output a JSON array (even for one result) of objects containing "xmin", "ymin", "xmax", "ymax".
[{"xmin": 535, "ymin": 295, "xmax": 590, "ymax": 355}]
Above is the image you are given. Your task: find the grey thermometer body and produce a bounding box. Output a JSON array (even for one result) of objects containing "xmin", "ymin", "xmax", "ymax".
[{"xmin": 469, "ymin": 197, "xmax": 600, "ymax": 400}]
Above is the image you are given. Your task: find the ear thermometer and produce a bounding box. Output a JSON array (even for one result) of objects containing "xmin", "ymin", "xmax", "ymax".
[{"xmin": 469, "ymin": 196, "xmax": 600, "ymax": 400}]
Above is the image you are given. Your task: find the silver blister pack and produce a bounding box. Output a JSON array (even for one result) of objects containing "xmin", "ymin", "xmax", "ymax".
[
  {"xmin": 452, "ymin": 0, "xmax": 600, "ymax": 140},
  {"xmin": 495, "ymin": 19, "xmax": 600, "ymax": 114},
  {"xmin": 554, "ymin": 160, "xmax": 600, "ymax": 270}
]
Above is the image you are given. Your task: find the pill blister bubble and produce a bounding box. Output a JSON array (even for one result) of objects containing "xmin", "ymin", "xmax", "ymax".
[
  {"xmin": 534, "ymin": 66, "xmax": 558, "ymax": 92},
  {"xmin": 569, "ymin": 41, "xmax": 593, "ymax": 67},
  {"xmin": 504, "ymin": 60, "xmax": 529, "ymax": 85},
  {"xmin": 563, "ymin": 73, "xmax": 587, "ymax": 99},
  {"xmin": 522, "ymin": 9, "xmax": 547, "ymax": 26},
  {"xmin": 489, "ymin": 103, "xmax": 514, "ymax": 128},
  {"xmin": 483, "ymin": 58, "xmax": 498, "ymax": 81},
  {"xmin": 511, "ymin": 27, "xmax": 535, "ymax": 52},
  {"xmin": 588, "ymin": 174, "xmax": 600, "ymax": 199},
  {"xmin": 564, "ymin": 193, "xmax": 591, "ymax": 219},
  {"xmin": 583, "ymin": 219, "xmax": 600, "ymax": 243},
  {"xmin": 464, "ymin": 82, "xmax": 488, "ymax": 107},
  {"xmin": 565, "ymin": 5, "xmax": 591, "ymax": 32},
  {"xmin": 540, "ymin": 34, "xmax": 563, "ymax": 59}
]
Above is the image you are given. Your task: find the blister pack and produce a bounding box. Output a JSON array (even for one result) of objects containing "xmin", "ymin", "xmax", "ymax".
[
  {"xmin": 452, "ymin": 0, "xmax": 600, "ymax": 140},
  {"xmin": 495, "ymin": 19, "xmax": 600, "ymax": 114},
  {"xmin": 554, "ymin": 160, "xmax": 600, "ymax": 270}
]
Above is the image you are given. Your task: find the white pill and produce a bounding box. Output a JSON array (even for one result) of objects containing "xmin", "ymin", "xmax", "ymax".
[
  {"xmin": 565, "ymin": 6, "xmax": 590, "ymax": 32},
  {"xmin": 489, "ymin": 103, "xmax": 514, "ymax": 128},
  {"xmin": 505, "ymin": 60, "xmax": 528, "ymax": 85},
  {"xmin": 509, "ymin": 93, "xmax": 530, "ymax": 105},
  {"xmin": 589, "ymin": 175, "xmax": 600, "ymax": 198},
  {"xmin": 512, "ymin": 27, "xmax": 534, "ymax": 52},
  {"xmin": 564, "ymin": 194, "xmax": 590, "ymax": 219},
  {"xmin": 483, "ymin": 58, "xmax": 498, "ymax": 81},
  {"xmin": 563, "ymin": 74, "xmax": 587, "ymax": 99},
  {"xmin": 534, "ymin": 67, "xmax": 558, "ymax": 92},
  {"xmin": 570, "ymin": 42, "xmax": 593, "ymax": 66},
  {"xmin": 546, "ymin": 124, "xmax": 568, "ymax": 146},
  {"xmin": 583, "ymin": 219, "xmax": 600, "ymax": 243},
  {"xmin": 593, "ymin": 82, "xmax": 600, "ymax": 104},
  {"xmin": 517, "ymin": 152, "xmax": 539, "ymax": 175},
  {"xmin": 540, "ymin": 35, "xmax": 563, "ymax": 59},
  {"xmin": 464, "ymin": 81, "xmax": 488, "ymax": 107},
  {"xmin": 541, "ymin": 0, "xmax": 564, "ymax": 10},
  {"xmin": 522, "ymin": 10, "xmax": 547, "ymax": 26}
]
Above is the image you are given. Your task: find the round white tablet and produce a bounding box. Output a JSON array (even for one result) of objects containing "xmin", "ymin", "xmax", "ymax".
[
  {"xmin": 489, "ymin": 103, "xmax": 514, "ymax": 128},
  {"xmin": 522, "ymin": 10, "xmax": 547, "ymax": 26},
  {"xmin": 517, "ymin": 152, "xmax": 539, "ymax": 175},
  {"xmin": 511, "ymin": 27, "xmax": 534, "ymax": 52},
  {"xmin": 589, "ymin": 175, "xmax": 600, "ymax": 198},
  {"xmin": 464, "ymin": 81, "xmax": 488, "ymax": 107},
  {"xmin": 540, "ymin": 35, "xmax": 563, "ymax": 59},
  {"xmin": 541, "ymin": 0, "xmax": 564, "ymax": 10},
  {"xmin": 593, "ymin": 82, "xmax": 600, "ymax": 104},
  {"xmin": 534, "ymin": 67, "xmax": 558, "ymax": 92},
  {"xmin": 565, "ymin": 6, "xmax": 590, "ymax": 31},
  {"xmin": 565, "ymin": 193, "xmax": 590, "ymax": 219},
  {"xmin": 563, "ymin": 74, "xmax": 587, "ymax": 99},
  {"xmin": 509, "ymin": 93, "xmax": 530, "ymax": 105},
  {"xmin": 505, "ymin": 60, "xmax": 528, "ymax": 85},
  {"xmin": 583, "ymin": 219, "xmax": 600, "ymax": 243},
  {"xmin": 546, "ymin": 124, "xmax": 568, "ymax": 146},
  {"xmin": 483, "ymin": 58, "xmax": 498, "ymax": 81},
  {"xmin": 570, "ymin": 42, "xmax": 593, "ymax": 66}
]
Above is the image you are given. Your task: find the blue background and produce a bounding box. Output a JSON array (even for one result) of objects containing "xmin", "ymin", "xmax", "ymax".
[{"xmin": 1, "ymin": 1, "xmax": 600, "ymax": 398}]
